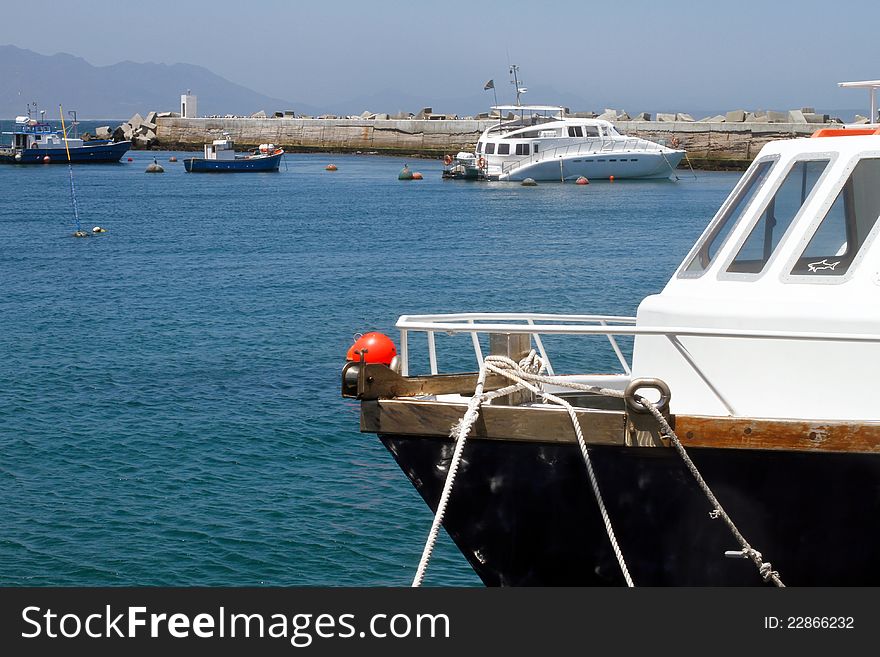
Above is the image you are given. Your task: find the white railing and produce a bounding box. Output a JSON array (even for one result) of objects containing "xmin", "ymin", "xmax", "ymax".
[
  {"xmin": 396, "ymin": 313, "xmax": 638, "ymax": 377},
  {"xmin": 500, "ymin": 138, "xmax": 662, "ymax": 175},
  {"xmin": 395, "ymin": 312, "xmax": 880, "ymax": 414}
]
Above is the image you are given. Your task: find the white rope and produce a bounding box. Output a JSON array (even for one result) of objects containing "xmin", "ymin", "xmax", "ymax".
[
  {"xmin": 411, "ymin": 355, "xmax": 784, "ymax": 587},
  {"xmin": 412, "ymin": 352, "xmax": 634, "ymax": 587}
]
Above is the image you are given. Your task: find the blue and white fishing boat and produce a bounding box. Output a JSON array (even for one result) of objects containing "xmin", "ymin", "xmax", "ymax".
[
  {"xmin": 184, "ymin": 138, "xmax": 284, "ymax": 172},
  {"xmin": 0, "ymin": 107, "xmax": 130, "ymax": 164}
]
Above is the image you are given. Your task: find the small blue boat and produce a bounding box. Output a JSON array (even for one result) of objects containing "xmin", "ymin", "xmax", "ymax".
[
  {"xmin": 0, "ymin": 110, "xmax": 130, "ymax": 164},
  {"xmin": 184, "ymin": 138, "xmax": 284, "ymax": 172}
]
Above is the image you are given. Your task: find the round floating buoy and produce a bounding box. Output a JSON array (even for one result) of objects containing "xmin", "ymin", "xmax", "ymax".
[
  {"xmin": 169, "ymin": 156, "xmax": 178, "ymax": 162},
  {"xmin": 42, "ymin": 155, "xmax": 50, "ymax": 163},
  {"xmin": 609, "ymin": 175, "xmax": 615, "ymax": 182},
  {"xmin": 325, "ymin": 164, "xmax": 337, "ymax": 171},
  {"xmin": 14, "ymin": 153, "xmax": 22, "ymax": 161},
  {"xmin": 576, "ymin": 176, "xmax": 589, "ymax": 185},
  {"xmin": 398, "ymin": 164, "xmax": 413, "ymax": 180},
  {"xmin": 521, "ymin": 177, "xmax": 537, "ymax": 186},
  {"xmin": 92, "ymin": 226, "xmax": 107, "ymax": 234},
  {"xmin": 145, "ymin": 158, "xmax": 164, "ymax": 173},
  {"xmin": 346, "ymin": 332, "xmax": 397, "ymax": 365},
  {"xmin": 127, "ymin": 157, "xmax": 133, "ymax": 162},
  {"xmin": 412, "ymin": 172, "xmax": 423, "ymax": 180}
]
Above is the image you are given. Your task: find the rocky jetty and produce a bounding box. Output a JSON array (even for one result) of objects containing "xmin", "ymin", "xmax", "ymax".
[{"xmin": 111, "ymin": 110, "xmax": 179, "ymax": 149}]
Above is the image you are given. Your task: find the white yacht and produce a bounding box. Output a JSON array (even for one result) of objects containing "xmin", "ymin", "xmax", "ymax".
[{"xmin": 476, "ymin": 105, "xmax": 685, "ymax": 182}]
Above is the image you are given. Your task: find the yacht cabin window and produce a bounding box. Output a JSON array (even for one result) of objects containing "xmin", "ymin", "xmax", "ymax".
[
  {"xmin": 726, "ymin": 159, "xmax": 830, "ymax": 274},
  {"xmin": 681, "ymin": 158, "xmax": 775, "ymax": 275},
  {"xmin": 485, "ymin": 142, "xmax": 495, "ymax": 155},
  {"xmin": 568, "ymin": 126, "xmax": 584, "ymax": 138},
  {"xmin": 515, "ymin": 144, "xmax": 530, "ymax": 155},
  {"xmin": 584, "ymin": 126, "xmax": 599, "ymax": 137},
  {"xmin": 476, "ymin": 142, "xmax": 483, "ymax": 153},
  {"xmin": 790, "ymin": 157, "xmax": 880, "ymax": 277},
  {"xmin": 497, "ymin": 143, "xmax": 510, "ymax": 155}
]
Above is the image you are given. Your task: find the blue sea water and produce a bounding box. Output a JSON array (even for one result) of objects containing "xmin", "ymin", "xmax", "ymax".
[{"xmin": 0, "ymin": 152, "xmax": 740, "ymax": 586}]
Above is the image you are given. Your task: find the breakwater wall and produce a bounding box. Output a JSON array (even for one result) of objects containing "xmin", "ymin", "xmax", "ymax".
[{"xmin": 155, "ymin": 117, "xmax": 832, "ymax": 168}]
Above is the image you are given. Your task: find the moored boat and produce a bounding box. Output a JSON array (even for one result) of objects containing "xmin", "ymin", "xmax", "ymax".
[
  {"xmin": 184, "ymin": 138, "xmax": 284, "ymax": 172},
  {"xmin": 441, "ymin": 152, "xmax": 486, "ymax": 180},
  {"xmin": 477, "ymin": 105, "xmax": 684, "ymax": 182},
  {"xmin": 342, "ymin": 124, "xmax": 880, "ymax": 586},
  {"xmin": 0, "ymin": 107, "xmax": 130, "ymax": 164}
]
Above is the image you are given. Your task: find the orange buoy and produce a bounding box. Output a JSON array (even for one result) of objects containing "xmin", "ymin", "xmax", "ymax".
[
  {"xmin": 127, "ymin": 157, "xmax": 133, "ymax": 162},
  {"xmin": 412, "ymin": 172, "xmax": 423, "ymax": 180},
  {"xmin": 42, "ymin": 155, "xmax": 51, "ymax": 163},
  {"xmin": 169, "ymin": 156, "xmax": 178, "ymax": 162},
  {"xmin": 576, "ymin": 176, "xmax": 589, "ymax": 185},
  {"xmin": 346, "ymin": 332, "xmax": 397, "ymax": 365},
  {"xmin": 609, "ymin": 175, "xmax": 615, "ymax": 181},
  {"xmin": 325, "ymin": 164, "xmax": 338, "ymax": 171}
]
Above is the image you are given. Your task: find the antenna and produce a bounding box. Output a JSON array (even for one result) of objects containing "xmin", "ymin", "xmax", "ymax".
[{"xmin": 509, "ymin": 65, "xmax": 526, "ymax": 107}]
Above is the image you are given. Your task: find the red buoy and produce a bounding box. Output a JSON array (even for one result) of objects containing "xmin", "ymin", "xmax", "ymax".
[
  {"xmin": 42, "ymin": 155, "xmax": 51, "ymax": 163},
  {"xmin": 412, "ymin": 172, "xmax": 423, "ymax": 180},
  {"xmin": 127, "ymin": 157, "xmax": 133, "ymax": 162},
  {"xmin": 576, "ymin": 176, "xmax": 589, "ymax": 185},
  {"xmin": 346, "ymin": 332, "xmax": 397, "ymax": 365}
]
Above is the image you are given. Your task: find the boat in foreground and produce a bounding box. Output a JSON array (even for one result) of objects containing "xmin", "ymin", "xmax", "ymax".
[
  {"xmin": 342, "ymin": 125, "xmax": 880, "ymax": 585},
  {"xmin": 0, "ymin": 111, "xmax": 130, "ymax": 164},
  {"xmin": 184, "ymin": 138, "xmax": 284, "ymax": 172}
]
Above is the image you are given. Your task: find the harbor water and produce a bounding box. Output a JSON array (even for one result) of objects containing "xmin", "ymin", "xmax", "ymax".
[{"xmin": 0, "ymin": 153, "xmax": 738, "ymax": 586}]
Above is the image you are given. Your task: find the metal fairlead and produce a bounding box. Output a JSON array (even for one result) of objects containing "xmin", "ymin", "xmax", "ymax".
[{"xmin": 624, "ymin": 378, "xmax": 671, "ymax": 415}]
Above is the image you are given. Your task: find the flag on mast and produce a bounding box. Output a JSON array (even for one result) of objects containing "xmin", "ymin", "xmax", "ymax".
[{"xmin": 483, "ymin": 79, "xmax": 494, "ymax": 90}]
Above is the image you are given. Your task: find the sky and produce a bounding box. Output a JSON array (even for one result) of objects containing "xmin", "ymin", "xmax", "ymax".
[{"xmin": 3, "ymin": 0, "xmax": 879, "ymax": 115}]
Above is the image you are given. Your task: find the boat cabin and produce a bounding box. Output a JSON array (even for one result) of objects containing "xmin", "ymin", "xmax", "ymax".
[
  {"xmin": 204, "ymin": 139, "xmax": 236, "ymax": 160},
  {"xmin": 632, "ymin": 127, "xmax": 880, "ymax": 420},
  {"xmin": 4, "ymin": 116, "xmax": 82, "ymax": 150}
]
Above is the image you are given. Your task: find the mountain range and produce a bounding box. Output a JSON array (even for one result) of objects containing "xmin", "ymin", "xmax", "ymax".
[{"xmin": 0, "ymin": 45, "xmax": 321, "ymax": 120}]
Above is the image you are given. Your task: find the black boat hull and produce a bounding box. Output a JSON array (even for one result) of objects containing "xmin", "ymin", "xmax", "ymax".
[{"xmin": 380, "ymin": 435, "xmax": 880, "ymax": 586}]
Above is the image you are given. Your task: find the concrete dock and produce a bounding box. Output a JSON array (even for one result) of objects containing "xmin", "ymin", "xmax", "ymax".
[{"xmin": 151, "ymin": 116, "xmax": 835, "ymax": 169}]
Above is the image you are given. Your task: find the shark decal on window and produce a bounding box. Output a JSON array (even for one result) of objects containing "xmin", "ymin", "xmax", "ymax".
[{"xmin": 807, "ymin": 259, "xmax": 842, "ymax": 272}]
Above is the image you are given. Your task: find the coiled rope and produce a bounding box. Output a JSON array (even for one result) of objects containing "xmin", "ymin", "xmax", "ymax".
[{"xmin": 411, "ymin": 352, "xmax": 785, "ymax": 587}]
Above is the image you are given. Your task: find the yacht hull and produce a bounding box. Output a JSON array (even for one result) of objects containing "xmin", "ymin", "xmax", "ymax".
[
  {"xmin": 381, "ymin": 434, "xmax": 880, "ymax": 586},
  {"xmin": 497, "ymin": 151, "xmax": 684, "ymax": 181}
]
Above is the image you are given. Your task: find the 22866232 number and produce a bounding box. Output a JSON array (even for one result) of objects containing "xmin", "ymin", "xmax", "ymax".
[{"xmin": 787, "ymin": 617, "xmax": 854, "ymax": 629}]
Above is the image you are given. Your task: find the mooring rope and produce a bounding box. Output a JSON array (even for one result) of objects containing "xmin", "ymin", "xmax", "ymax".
[
  {"xmin": 411, "ymin": 354, "xmax": 785, "ymax": 587},
  {"xmin": 412, "ymin": 352, "xmax": 634, "ymax": 587}
]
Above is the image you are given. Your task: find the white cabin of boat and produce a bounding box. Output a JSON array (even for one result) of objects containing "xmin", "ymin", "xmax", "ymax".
[
  {"xmin": 632, "ymin": 126, "xmax": 880, "ymax": 421},
  {"xmin": 204, "ymin": 139, "xmax": 235, "ymax": 160},
  {"xmin": 475, "ymin": 105, "xmax": 683, "ymax": 181},
  {"xmin": 5, "ymin": 116, "xmax": 83, "ymax": 150}
]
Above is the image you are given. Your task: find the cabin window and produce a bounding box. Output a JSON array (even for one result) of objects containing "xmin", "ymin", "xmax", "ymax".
[
  {"xmin": 790, "ymin": 157, "xmax": 880, "ymax": 276},
  {"xmin": 520, "ymin": 130, "xmax": 541, "ymax": 139},
  {"xmin": 682, "ymin": 159, "xmax": 775, "ymax": 274},
  {"xmin": 567, "ymin": 126, "xmax": 584, "ymax": 138},
  {"xmin": 476, "ymin": 142, "xmax": 483, "ymax": 153},
  {"xmin": 515, "ymin": 144, "xmax": 530, "ymax": 155},
  {"xmin": 485, "ymin": 142, "xmax": 495, "ymax": 154},
  {"xmin": 533, "ymin": 144, "xmax": 539, "ymax": 153},
  {"xmin": 727, "ymin": 159, "xmax": 830, "ymax": 274},
  {"xmin": 584, "ymin": 126, "xmax": 599, "ymax": 137},
  {"xmin": 497, "ymin": 143, "xmax": 510, "ymax": 155}
]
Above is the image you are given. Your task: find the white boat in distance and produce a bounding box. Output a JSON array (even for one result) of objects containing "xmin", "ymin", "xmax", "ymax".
[{"xmin": 476, "ymin": 105, "xmax": 685, "ymax": 181}]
